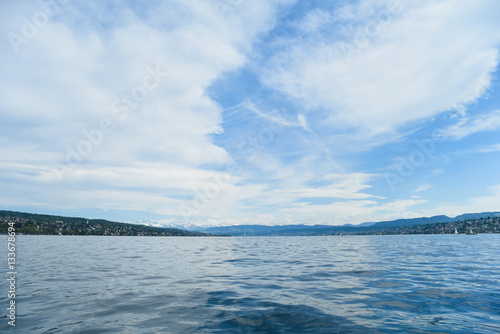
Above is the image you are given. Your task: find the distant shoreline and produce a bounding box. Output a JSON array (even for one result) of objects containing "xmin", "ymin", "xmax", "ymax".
[
  {"xmin": 1, "ymin": 210, "xmax": 499, "ymax": 237},
  {"xmin": 0, "ymin": 210, "xmax": 209, "ymax": 237}
]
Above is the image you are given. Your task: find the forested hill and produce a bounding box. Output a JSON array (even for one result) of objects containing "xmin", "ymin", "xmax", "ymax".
[
  {"xmin": 368, "ymin": 212, "xmax": 500, "ymax": 228},
  {"xmin": 0, "ymin": 210, "xmax": 209, "ymax": 236}
]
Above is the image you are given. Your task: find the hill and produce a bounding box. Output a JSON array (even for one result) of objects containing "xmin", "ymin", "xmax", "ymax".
[
  {"xmin": 368, "ymin": 212, "xmax": 500, "ymax": 228},
  {"xmin": 191, "ymin": 212, "xmax": 500, "ymax": 236},
  {"xmin": 0, "ymin": 210, "xmax": 209, "ymax": 236},
  {"xmin": 2, "ymin": 210, "xmax": 499, "ymax": 237}
]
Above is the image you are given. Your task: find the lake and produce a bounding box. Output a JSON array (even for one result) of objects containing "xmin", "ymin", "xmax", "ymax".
[{"xmin": 1, "ymin": 234, "xmax": 499, "ymax": 333}]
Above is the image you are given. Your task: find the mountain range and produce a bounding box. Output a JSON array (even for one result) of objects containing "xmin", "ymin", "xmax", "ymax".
[{"xmin": 137, "ymin": 212, "xmax": 500, "ymax": 236}]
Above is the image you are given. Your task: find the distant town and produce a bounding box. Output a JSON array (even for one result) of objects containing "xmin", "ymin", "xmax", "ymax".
[
  {"xmin": 0, "ymin": 211, "xmax": 208, "ymax": 236},
  {"xmin": 347, "ymin": 217, "xmax": 500, "ymax": 236},
  {"xmin": 1, "ymin": 210, "xmax": 499, "ymax": 236}
]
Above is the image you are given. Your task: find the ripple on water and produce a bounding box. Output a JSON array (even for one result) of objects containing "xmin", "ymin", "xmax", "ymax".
[{"xmin": 1, "ymin": 234, "xmax": 499, "ymax": 334}]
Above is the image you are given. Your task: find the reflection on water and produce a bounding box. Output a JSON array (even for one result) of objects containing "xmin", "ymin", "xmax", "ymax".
[{"xmin": 0, "ymin": 234, "xmax": 499, "ymax": 333}]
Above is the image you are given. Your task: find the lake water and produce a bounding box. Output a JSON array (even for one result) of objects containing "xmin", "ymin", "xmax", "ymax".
[{"xmin": 1, "ymin": 234, "xmax": 499, "ymax": 333}]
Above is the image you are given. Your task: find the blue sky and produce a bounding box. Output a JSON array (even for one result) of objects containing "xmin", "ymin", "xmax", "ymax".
[{"xmin": 1, "ymin": 0, "xmax": 500, "ymax": 226}]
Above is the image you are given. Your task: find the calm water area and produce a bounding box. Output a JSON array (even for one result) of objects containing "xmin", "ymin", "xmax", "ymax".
[{"xmin": 1, "ymin": 234, "xmax": 499, "ymax": 333}]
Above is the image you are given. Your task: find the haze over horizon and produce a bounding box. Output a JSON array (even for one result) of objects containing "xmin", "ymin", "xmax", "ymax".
[{"xmin": 2, "ymin": 0, "xmax": 500, "ymax": 226}]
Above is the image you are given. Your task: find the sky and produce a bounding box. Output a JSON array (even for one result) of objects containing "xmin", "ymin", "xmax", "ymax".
[{"xmin": 1, "ymin": 0, "xmax": 500, "ymax": 227}]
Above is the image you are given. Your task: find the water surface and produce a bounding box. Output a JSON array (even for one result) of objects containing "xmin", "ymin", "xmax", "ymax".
[{"xmin": 1, "ymin": 234, "xmax": 499, "ymax": 333}]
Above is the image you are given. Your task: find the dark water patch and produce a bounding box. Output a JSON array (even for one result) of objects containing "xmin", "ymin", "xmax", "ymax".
[
  {"xmin": 2, "ymin": 234, "xmax": 499, "ymax": 333},
  {"xmin": 200, "ymin": 296, "xmax": 376, "ymax": 334}
]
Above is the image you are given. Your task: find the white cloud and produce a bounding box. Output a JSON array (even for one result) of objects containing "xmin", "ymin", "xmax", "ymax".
[
  {"xmin": 420, "ymin": 184, "xmax": 500, "ymax": 218},
  {"xmin": 170, "ymin": 172, "xmax": 382, "ymax": 225},
  {"xmin": 291, "ymin": 173, "xmax": 378, "ymax": 199},
  {"xmin": 468, "ymin": 184, "xmax": 500, "ymax": 212},
  {"xmin": 1, "ymin": 1, "xmax": 499, "ymax": 227},
  {"xmin": 261, "ymin": 0, "xmax": 500, "ymax": 137},
  {"xmin": 296, "ymin": 8, "xmax": 333, "ymax": 34},
  {"xmin": 0, "ymin": 0, "xmax": 294, "ymax": 215},
  {"xmin": 415, "ymin": 183, "xmax": 432, "ymax": 192},
  {"xmin": 474, "ymin": 143, "xmax": 500, "ymax": 153},
  {"xmin": 432, "ymin": 169, "xmax": 444, "ymax": 176},
  {"xmin": 438, "ymin": 110, "xmax": 500, "ymax": 140},
  {"xmin": 281, "ymin": 197, "xmax": 427, "ymax": 225}
]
